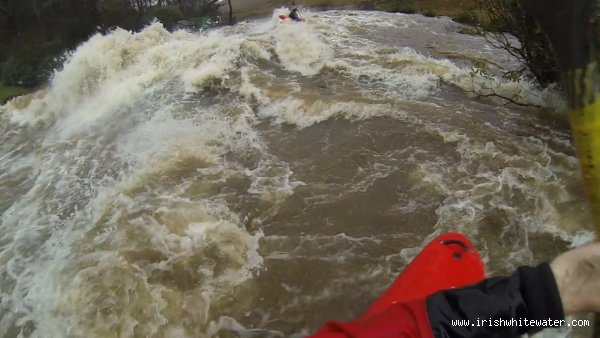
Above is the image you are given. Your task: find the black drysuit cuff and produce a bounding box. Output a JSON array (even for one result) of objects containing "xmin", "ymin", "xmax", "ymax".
[{"xmin": 425, "ymin": 262, "xmax": 565, "ymax": 338}]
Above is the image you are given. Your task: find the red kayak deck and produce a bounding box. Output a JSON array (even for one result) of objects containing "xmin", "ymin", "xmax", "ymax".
[
  {"xmin": 360, "ymin": 232, "xmax": 485, "ymax": 319},
  {"xmin": 278, "ymin": 14, "xmax": 305, "ymax": 22}
]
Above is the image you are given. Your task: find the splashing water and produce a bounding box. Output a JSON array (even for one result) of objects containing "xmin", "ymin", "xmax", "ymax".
[{"xmin": 0, "ymin": 10, "xmax": 593, "ymax": 338}]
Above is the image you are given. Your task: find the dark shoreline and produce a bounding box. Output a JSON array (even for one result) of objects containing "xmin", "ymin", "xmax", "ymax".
[
  {"xmin": 232, "ymin": 0, "xmax": 470, "ymax": 21},
  {"xmin": 1, "ymin": 0, "xmax": 473, "ymax": 106}
]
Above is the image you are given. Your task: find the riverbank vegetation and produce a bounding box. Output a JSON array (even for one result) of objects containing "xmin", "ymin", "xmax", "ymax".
[
  {"xmin": 469, "ymin": 0, "xmax": 558, "ymax": 87},
  {"xmin": 232, "ymin": 0, "xmax": 472, "ymax": 22},
  {"xmin": 0, "ymin": 84, "xmax": 29, "ymax": 104},
  {"xmin": 2, "ymin": 0, "xmax": 590, "ymax": 102},
  {"xmin": 0, "ymin": 0, "xmax": 233, "ymax": 93}
]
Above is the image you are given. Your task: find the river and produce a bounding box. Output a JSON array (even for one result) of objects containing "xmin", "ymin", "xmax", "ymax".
[{"xmin": 0, "ymin": 9, "xmax": 594, "ymax": 338}]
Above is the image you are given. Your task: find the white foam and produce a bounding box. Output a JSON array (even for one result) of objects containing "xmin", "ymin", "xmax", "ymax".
[
  {"xmin": 270, "ymin": 18, "xmax": 333, "ymax": 75},
  {"xmin": 259, "ymin": 98, "xmax": 393, "ymax": 128},
  {"xmin": 0, "ymin": 9, "xmax": 589, "ymax": 338},
  {"xmin": 0, "ymin": 21, "xmax": 290, "ymax": 336}
]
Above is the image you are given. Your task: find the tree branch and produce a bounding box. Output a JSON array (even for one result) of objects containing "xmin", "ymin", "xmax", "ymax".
[{"xmin": 465, "ymin": 77, "xmax": 542, "ymax": 108}]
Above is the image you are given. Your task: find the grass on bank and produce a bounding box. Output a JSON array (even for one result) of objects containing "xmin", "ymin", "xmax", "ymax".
[
  {"xmin": 0, "ymin": 84, "xmax": 29, "ymax": 104},
  {"xmin": 415, "ymin": 0, "xmax": 471, "ymax": 19}
]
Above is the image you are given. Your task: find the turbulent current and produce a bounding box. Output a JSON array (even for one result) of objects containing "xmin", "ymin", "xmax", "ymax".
[{"xmin": 0, "ymin": 9, "xmax": 595, "ymax": 338}]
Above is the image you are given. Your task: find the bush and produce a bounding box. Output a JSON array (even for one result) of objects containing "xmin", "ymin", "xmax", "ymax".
[
  {"xmin": 2, "ymin": 54, "xmax": 41, "ymax": 87},
  {"xmin": 473, "ymin": 0, "xmax": 559, "ymax": 86},
  {"xmin": 0, "ymin": 84, "xmax": 29, "ymax": 104},
  {"xmin": 101, "ymin": 0, "xmax": 143, "ymax": 31},
  {"xmin": 381, "ymin": 0, "xmax": 417, "ymax": 14},
  {"xmin": 399, "ymin": 7, "xmax": 416, "ymax": 14},
  {"xmin": 2, "ymin": 39, "xmax": 65, "ymax": 87},
  {"xmin": 150, "ymin": 6, "xmax": 185, "ymax": 30},
  {"xmin": 458, "ymin": 26, "xmax": 480, "ymax": 35},
  {"xmin": 454, "ymin": 10, "xmax": 478, "ymax": 25},
  {"xmin": 0, "ymin": 0, "xmax": 230, "ymax": 88}
]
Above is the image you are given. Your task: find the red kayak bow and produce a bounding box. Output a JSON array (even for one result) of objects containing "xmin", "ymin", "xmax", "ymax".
[{"xmin": 360, "ymin": 232, "xmax": 485, "ymax": 319}]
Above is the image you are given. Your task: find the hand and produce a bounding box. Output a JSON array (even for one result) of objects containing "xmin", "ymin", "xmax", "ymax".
[{"xmin": 550, "ymin": 242, "xmax": 600, "ymax": 314}]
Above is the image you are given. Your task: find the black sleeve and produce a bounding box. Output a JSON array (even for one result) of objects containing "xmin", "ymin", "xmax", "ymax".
[{"xmin": 426, "ymin": 263, "xmax": 565, "ymax": 338}]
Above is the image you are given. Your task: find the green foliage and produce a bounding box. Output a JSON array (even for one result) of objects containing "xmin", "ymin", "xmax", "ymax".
[
  {"xmin": 469, "ymin": 65, "xmax": 491, "ymax": 79},
  {"xmin": 2, "ymin": 56, "xmax": 35, "ymax": 87},
  {"xmin": 0, "ymin": 84, "xmax": 29, "ymax": 104},
  {"xmin": 503, "ymin": 70, "xmax": 522, "ymax": 82},
  {"xmin": 454, "ymin": 9, "xmax": 478, "ymax": 25},
  {"xmin": 458, "ymin": 26, "xmax": 480, "ymax": 35},
  {"xmin": 151, "ymin": 6, "xmax": 185, "ymax": 30},
  {"xmin": 101, "ymin": 0, "xmax": 142, "ymax": 30},
  {"xmin": 3, "ymin": 49, "xmax": 51, "ymax": 87},
  {"xmin": 181, "ymin": 16, "xmax": 222, "ymax": 29},
  {"xmin": 395, "ymin": 7, "xmax": 417, "ymax": 14},
  {"xmin": 473, "ymin": 0, "xmax": 559, "ymax": 87},
  {"xmin": 381, "ymin": 0, "xmax": 417, "ymax": 14},
  {"xmin": 472, "ymin": 58, "xmax": 490, "ymax": 74},
  {"xmin": 1, "ymin": 36, "xmax": 65, "ymax": 87},
  {"xmin": 0, "ymin": 0, "xmax": 233, "ymax": 87}
]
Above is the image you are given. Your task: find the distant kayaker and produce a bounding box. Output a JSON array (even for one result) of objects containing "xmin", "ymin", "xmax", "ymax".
[
  {"xmin": 289, "ymin": 2, "xmax": 303, "ymax": 22},
  {"xmin": 310, "ymin": 241, "xmax": 600, "ymax": 337}
]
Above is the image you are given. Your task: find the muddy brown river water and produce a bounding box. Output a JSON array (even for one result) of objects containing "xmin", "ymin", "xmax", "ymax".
[{"xmin": 0, "ymin": 9, "xmax": 595, "ymax": 338}]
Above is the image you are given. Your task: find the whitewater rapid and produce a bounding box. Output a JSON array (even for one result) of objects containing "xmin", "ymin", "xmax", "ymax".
[{"xmin": 0, "ymin": 9, "xmax": 593, "ymax": 338}]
